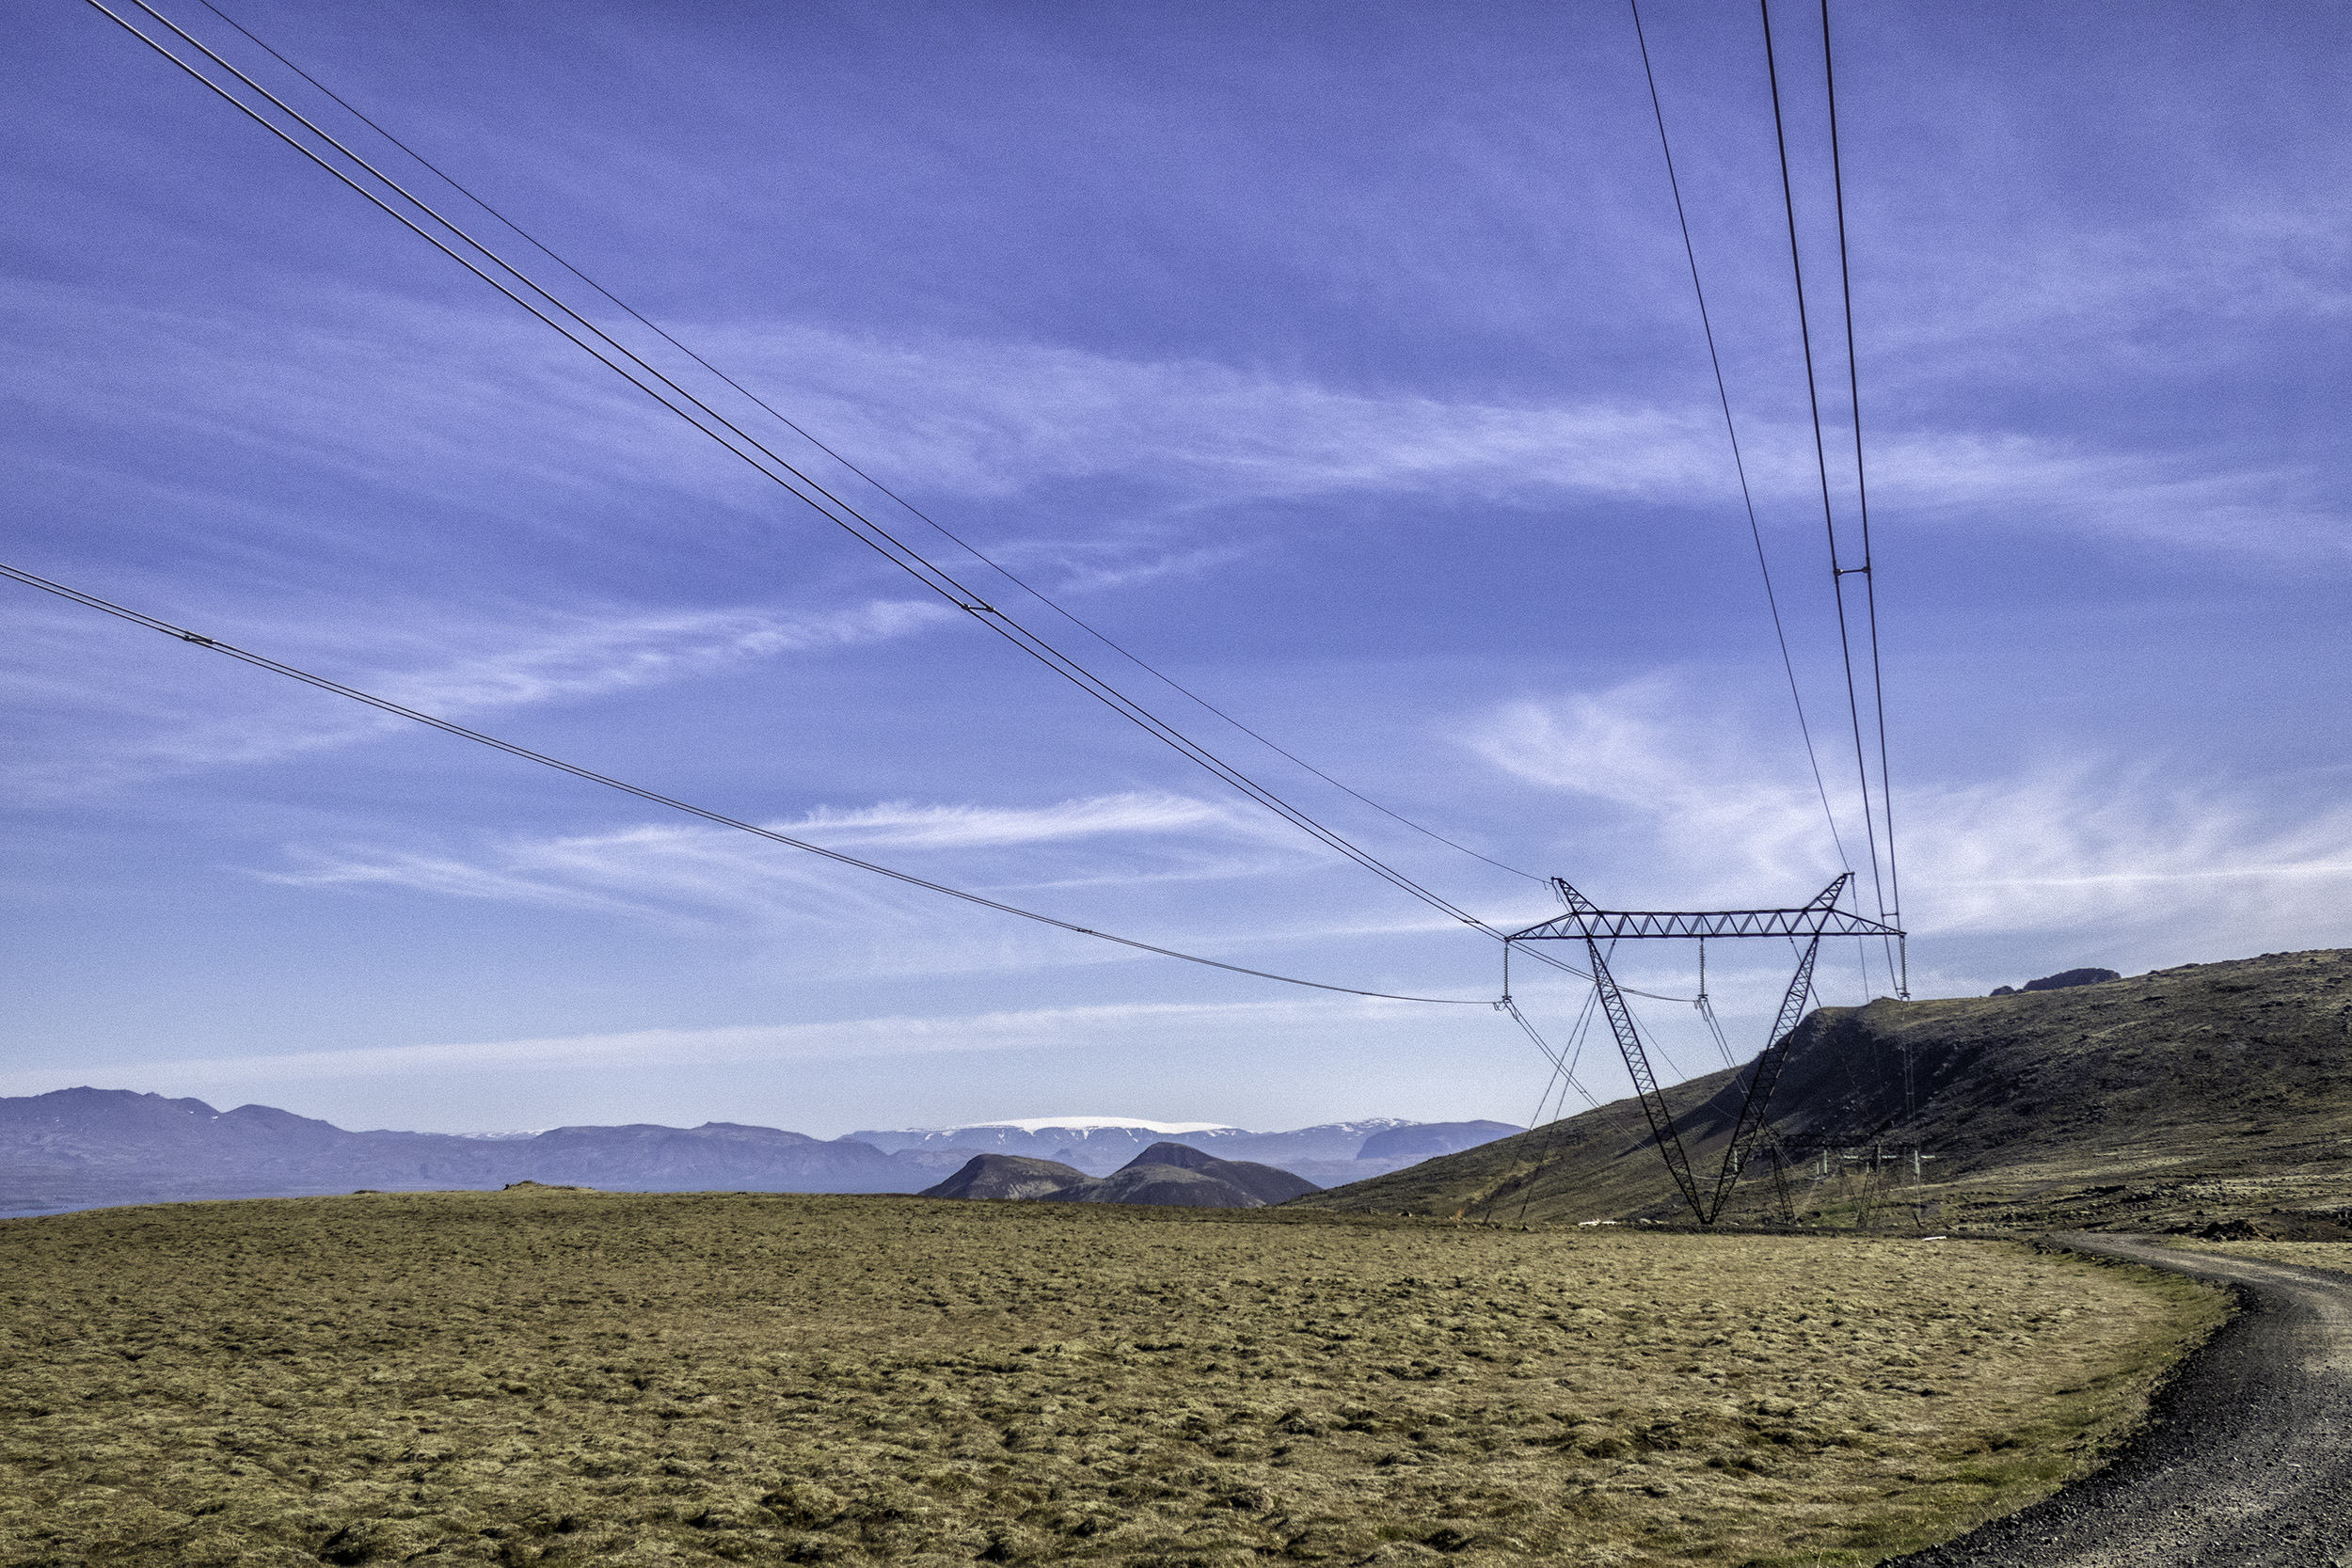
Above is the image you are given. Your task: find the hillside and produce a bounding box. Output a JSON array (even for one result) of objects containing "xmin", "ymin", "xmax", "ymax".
[{"xmin": 1306, "ymin": 948, "xmax": 2352, "ymax": 1231}]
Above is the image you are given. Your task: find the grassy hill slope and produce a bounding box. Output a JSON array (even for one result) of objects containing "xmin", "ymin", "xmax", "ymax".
[{"xmin": 1306, "ymin": 948, "xmax": 2352, "ymax": 1231}]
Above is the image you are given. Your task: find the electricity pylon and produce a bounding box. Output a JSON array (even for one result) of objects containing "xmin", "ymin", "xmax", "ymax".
[{"xmin": 1506, "ymin": 874, "xmax": 1903, "ymax": 1226}]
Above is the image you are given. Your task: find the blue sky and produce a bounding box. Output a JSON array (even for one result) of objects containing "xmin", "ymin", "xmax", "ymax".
[{"xmin": 6, "ymin": 0, "xmax": 2347, "ymax": 1136}]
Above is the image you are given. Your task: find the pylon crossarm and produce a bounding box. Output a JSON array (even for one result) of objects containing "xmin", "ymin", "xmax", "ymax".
[
  {"xmin": 1520, "ymin": 876, "xmax": 1874, "ymax": 1228},
  {"xmin": 1511, "ymin": 874, "xmax": 1900, "ymax": 942},
  {"xmin": 1705, "ymin": 936, "xmax": 1822, "ymax": 1223},
  {"xmin": 1583, "ymin": 937, "xmax": 1707, "ymax": 1225}
]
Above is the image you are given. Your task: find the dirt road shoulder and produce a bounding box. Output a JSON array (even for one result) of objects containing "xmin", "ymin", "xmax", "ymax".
[{"xmin": 1887, "ymin": 1233, "xmax": 2352, "ymax": 1567}]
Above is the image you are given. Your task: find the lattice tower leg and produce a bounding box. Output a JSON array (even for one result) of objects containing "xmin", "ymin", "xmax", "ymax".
[
  {"xmin": 1764, "ymin": 1134, "xmax": 1798, "ymax": 1226},
  {"xmin": 1853, "ymin": 1145, "xmax": 1883, "ymax": 1229},
  {"xmin": 1582, "ymin": 937, "xmax": 1706, "ymax": 1224}
]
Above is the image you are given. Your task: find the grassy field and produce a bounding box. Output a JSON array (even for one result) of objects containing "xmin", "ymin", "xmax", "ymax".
[{"xmin": 0, "ymin": 1192, "xmax": 2224, "ymax": 1568}]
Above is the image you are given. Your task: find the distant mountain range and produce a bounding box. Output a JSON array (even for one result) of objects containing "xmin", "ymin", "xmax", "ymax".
[
  {"xmin": 844, "ymin": 1116, "xmax": 1517, "ymax": 1180},
  {"xmin": 0, "ymin": 1092, "xmax": 1520, "ymax": 1217}
]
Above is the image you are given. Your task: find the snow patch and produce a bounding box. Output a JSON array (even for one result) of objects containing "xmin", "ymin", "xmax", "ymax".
[{"xmin": 952, "ymin": 1116, "xmax": 1242, "ymax": 1134}]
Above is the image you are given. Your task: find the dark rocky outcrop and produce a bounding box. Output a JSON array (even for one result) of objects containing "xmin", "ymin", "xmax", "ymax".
[
  {"xmin": 2023, "ymin": 966, "xmax": 2124, "ymax": 991},
  {"xmin": 1992, "ymin": 966, "xmax": 2123, "ymax": 996},
  {"xmin": 1116, "ymin": 1141, "xmax": 1323, "ymax": 1204}
]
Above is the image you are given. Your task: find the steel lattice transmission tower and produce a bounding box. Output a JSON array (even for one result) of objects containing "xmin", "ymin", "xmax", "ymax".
[{"xmin": 1507, "ymin": 874, "xmax": 1903, "ymax": 1226}]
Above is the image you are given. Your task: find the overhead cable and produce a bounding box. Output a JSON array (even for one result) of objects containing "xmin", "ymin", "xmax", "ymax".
[
  {"xmin": 87, "ymin": 0, "xmax": 1540, "ymax": 946},
  {"xmin": 0, "ymin": 559, "xmax": 1490, "ymax": 1007},
  {"xmin": 1627, "ymin": 0, "xmax": 1852, "ymax": 880},
  {"xmin": 185, "ymin": 0, "xmax": 1547, "ymax": 890},
  {"xmin": 1816, "ymin": 0, "xmax": 1905, "ymax": 996},
  {"xmin": 1758, "ymin": 0, "xmax": 1894, "ymax": 992},
  {"xmin": 85, "ymin": 0, "xmax": 1700, "ymax": 1012}
]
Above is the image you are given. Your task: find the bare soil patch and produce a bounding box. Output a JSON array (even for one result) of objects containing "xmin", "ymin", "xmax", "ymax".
[{"xmin": 0, "ymin": 1193, "xmax": 2222, "ymax": 1567}]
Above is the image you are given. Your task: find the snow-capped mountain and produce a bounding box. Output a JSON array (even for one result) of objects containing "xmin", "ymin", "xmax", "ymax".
[{"xmin": 838, "ymin": 1117, "xmax": 1507, "ymax": 1179}]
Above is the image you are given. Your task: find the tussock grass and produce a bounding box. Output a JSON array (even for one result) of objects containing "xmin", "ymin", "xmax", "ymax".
[{"xmin": 0, "ymin": 1193, "xmax": 2222, "ymax": 1567}]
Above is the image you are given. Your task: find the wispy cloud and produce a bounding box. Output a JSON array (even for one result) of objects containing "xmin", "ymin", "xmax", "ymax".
[
  {"xmin": 13, "ymin": 277, "xmax": 2342, "ymax": 571},
  {"xmin": 0, "ymin": 594, "xmax": 950, "ymax": 799},
  {"xmin": 258, "ymin": 791, "xmax": 1320, "ymax": 932},
  {"xmin": 1466, "ymin": 676, "xmax": 2352, "ymax": 958},
  {"xmin": 0, "ymin": 996, "xmax": 1417, "ymax": 1098},
  {"xmin": 1868, "ymin": 430, "xmax": 2347, "ymax": 559},
  {"xmin": 783, "ymin": 793, "xmax": 1279, "ymax": 851},
  {"xmin": 644, "ymin": 320, "xmax": 2352, "ymax": 560},
  {"xmin": 718, "ymin": 323, "xmax": 1737, "ymax": 506},
  {"xmin": 371, "ymin": 598, "xmax": 950, "ymax": 712}
]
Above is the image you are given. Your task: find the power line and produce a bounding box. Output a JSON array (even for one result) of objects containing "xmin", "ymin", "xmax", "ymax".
[
  {"xmin": 185, "ymin": 0, "xmax": 1547, "ymax": 889},
  {"xmin": 1817, "ymin": 0, "xmax": 1905, "ymax": 996},
  {"xmin": 1627, "ymin": 0, "xmax": 1853, "ymax": 881},
  {"xmin": 83, "ymin": 0, "xmax": 1713, "ymax": 1020},
  {"xmin": 1759, "ymin": 0, "xmax": 1893, "ymax": 992},
  {"xmin": 86, "ymin": 0, "xmax": 1524, "ymax": 947},
  {"xmin": 88, "ymin": 0, "xmax": 1687, "ymax": 1018},
  {"xmin": 0, "ymin": 558, "xmax": 1491, "ymax": 1007}
]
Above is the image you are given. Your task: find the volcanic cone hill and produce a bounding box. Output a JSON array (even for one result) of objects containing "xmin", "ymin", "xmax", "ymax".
[
  {"xmin": 1086, "ymin": 1140, "xmax": 1325, "ymax": 1205},
  {"xmin": 1042, "ymin": 1164, "xmax": 1263, "ymax": 1208},
  {"xmin": 1305, "ymin": 948, "xmax": 2352, "ymax": 1232},
  {"xmin": 917, "ymin": 1154, "xmax": 1089, "ymax": 1201},
  {"xmin": 922, "ymin": 1141, "xmax": 1324, "ymax": 1208}
]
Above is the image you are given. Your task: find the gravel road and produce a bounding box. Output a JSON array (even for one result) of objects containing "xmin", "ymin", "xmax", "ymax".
[{"xmin": 1887, "ymin": 1234, "xmax": 2352, "ymax": 1568}]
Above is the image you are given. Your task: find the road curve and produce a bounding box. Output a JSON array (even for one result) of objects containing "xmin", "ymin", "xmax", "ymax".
[{"xmin": 1887, "ymin": 1234, "xmax": 2352, "ymax": 1568}]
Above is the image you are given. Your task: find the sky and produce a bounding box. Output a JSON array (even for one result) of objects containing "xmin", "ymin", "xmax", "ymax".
[{"xmin": 5, "ymin": 0, "xmax": 2348, "ymax": 1137}]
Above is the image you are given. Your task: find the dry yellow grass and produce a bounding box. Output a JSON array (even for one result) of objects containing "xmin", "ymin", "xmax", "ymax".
[{"xmin": 0, "ymin": 1193, "xmax": 2223, "ymax": 1568}]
